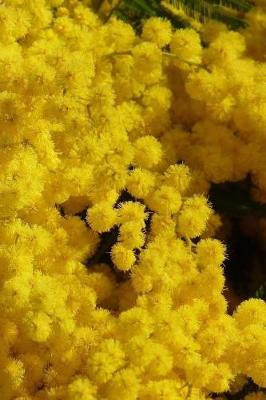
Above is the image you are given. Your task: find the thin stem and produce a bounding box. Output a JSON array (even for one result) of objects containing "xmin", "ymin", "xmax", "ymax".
[
  {"xmin": 107, "ymin": 50, "xmax": 132, "ymax": 57},
  {"xmin": 162, "ymin": 51, "xmax": 203, "ymax": 67},
  {"xmin": 107, "ymin": 49, "xmax": 205, "ymax": 69}
]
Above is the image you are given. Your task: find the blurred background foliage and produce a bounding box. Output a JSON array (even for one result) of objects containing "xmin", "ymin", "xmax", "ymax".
[{"xmin": 92, "ymin": 0, "xmax": 254, "ymax": 30}]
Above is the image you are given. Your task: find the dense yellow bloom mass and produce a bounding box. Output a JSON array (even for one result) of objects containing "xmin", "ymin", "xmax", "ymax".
[{"xmin": 0, "ymin": 1, "xmax": 265, "ymax": 399}]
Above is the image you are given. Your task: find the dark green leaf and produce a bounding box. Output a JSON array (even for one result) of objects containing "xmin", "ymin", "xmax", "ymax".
[
  {"xmin": 254, "ymin": 282, "xmax": 266, "ymax": 300},
  {"xmin": 209, "ymin": 180, "xmax": 266, "ymax": 218},
  {"xmin": 108, "ymin": 0, "xmax": 253, "ymax": 31}
]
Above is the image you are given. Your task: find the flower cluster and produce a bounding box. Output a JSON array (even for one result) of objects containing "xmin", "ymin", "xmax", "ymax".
[
  {"xmin": 163, "ymin": 16, "xmax": 266, "ymax": 202},
  {"xmin": 0, "ymin": 1, "xmax": 265, "ymax": 399}
]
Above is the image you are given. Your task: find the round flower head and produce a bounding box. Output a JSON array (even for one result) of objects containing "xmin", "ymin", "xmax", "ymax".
[
  {"xmin": 204, "ymin": 31, "xmax": 246, "ymax": 66},
  {"xmin": 132, "ymin": 42, "xmax": 162, "ymax": 86},
  {"xmin": 87, "ymin": 202, "xmax": 117, "ymax": 233},
  {"xmin": 104, "ymin": 369, "xmax": 139, "ymax": 400},
  {"xmin": 233, "ymin": 299, "xmax": 266, "ymax": 328},
  {"xmin": 118, "ymin": 221, "xmax": 145, "ymax": 249},
  {"xmin": 177, "ymin": 195, "xmax": 212, "ymax": 238},
  {"xmin": 142, "ymin": 85, "xmax": 172, "ymax": 111},
  {"xmin": 170, "ymin": 28, "xmax": 202, "ymax": 64},
  {"xmin": 201, "ymin": 20, "xmax": 228, "ymax": 43},
  {"xmin": 118, "ymin": 307, "xmax": 153, "ymax": 340},
  {"xmin": 139, "ymin": 379, "xmax": 185, "ymax": 400},
  {"xmin": 183, "ymin": 194, "xmax": 211, "ymax": 214},
  {"xmin": 196, "ymin": 238, "xmax": 226, "ymax": 269},
  {"xmin": 23, "ymin": 311, "xmax": 52, "ymax": 342},
  {"xmin": 104, "ymin": 17, "xmax": 136, "ymax": 52},
  {"xmin": 86, "ymin": 339, "xmax": 125, "ymax": 384},
  {"xmin": 126, "ymin": 168, "xmax": 156, "ymax": 199},
  {"xmin": 117, "ymin": 201, "xmax": 147, "ymax": 225},
  {"xmin": 163, "ymin": 164, "xmax": 191, "ymax": 193},
  {"xmin": 134, "ymin": 136, "xmax": 163, "ymax": 169},
  {"xmin": 146, "ymin": 185, "xmax": 182, "ymax": 215},
  {"xmin": 150, "ymin": 214, "xmax": 176, "ymax": 238},
  {"xmin": 111, "ymin": 243, "xmax": 136, "ymax": 271},
  {"xmin": 142, "ymin": 17, "xmax": 172, "ymax": 48},
  {"xmin": 66, "ymin": 377, "xmax": 97, "ymax": 400}
]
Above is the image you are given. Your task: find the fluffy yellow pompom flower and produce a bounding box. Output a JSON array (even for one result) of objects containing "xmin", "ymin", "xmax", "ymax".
[
  {"xmin": 144, "ymin": 342, "xmax": 174, "ymax": 378},
  {"xmin": 126, "ymin": 168, "xmax": 156, "ymax": 199},
  {"xmin": 233, "ymin": 299, "xmax": 266, "ymax": 328},
  {"xmin": 103, "ymin": 17, "xmax": 136, "ymax": 52},
  {"xmin": 132, "ymin": 42, "xmax": 163, "ymax": 86},
  {"xmin": 163, "ymin": 164, "xmax": 191, "ymax": 193},
  {"xmin": 118, "ymin": 307, "xmax": 153, "ymax": 340},
  {"xmin": 66, "ymin": 377, "xmax": 97, "ymax": 400},
  {"xmin": 234, "ymin": 324, "xmax": 266, "ymax": 387},
  {"xmin": 201, "ymin": 20, "xmax": 228, "ymax": 43},
  {"xmin": 118, "ymin": 221, "xmax": 145, "ymax": 249},
  {"xmin": 146, "ymin": 185, "xmax": 182, "ymax": 214},
  {"xmin": 23, "ymin": 311, "xmax": 52, "ymax": 343},
  {"xmin": 104, "ymin": 369, "xmax": 140, "ymax": 400},
  {"xmin": 0, "ymin": 144, "xmax": 45, "ymax": 216},
  {"xmin": 87, "ymin": 202, "xmax": 117, "ymax": 233},
  {"xmin": 142, "ymin": 84, "xmax": 172, "ymax": 111},
  {"xmin": 204, "ymin": 31, "xmax": 246, "ymax": 67},
  {"xmin": 142, "ymin": 17, "xmax": 172, "ymax": 48},
  {"xmin": 170, "ymin": 28, "xmax": 202, "ymax": 64},
  {"xmin": 196, "ymin": 238, "xmax": 226, "ymax": 269},
  {"xmin": 139, "ymin": 379, "xmax": 184, "ymax": 400},
  {"xmin": 150, "ymin": 214, "xmax": 176, "ymax": 238},
  {"xmin": 86, "ymin": 339, "xmax": 125, "ymax": 384},
  {"xmin": 117, "ymin": 201, "xmax": 147, "ymax": 225},
  {"xmin": 206, "ymin": 362, "xmax": 234, "ymax": 393},
  {"xmin": 111, "ymin": 243, "xmax": 136, "ymax": 271},
  {"xmin": 134, "ymin": 135, "xmax": 163, "ymax": 169},
  {"xmin": 177, "ymin": 209, "xmax": 211, "ymax": 238},
  {"xmin": 86, "ymin": 264, "xmax": 116, "ymax": 305}
]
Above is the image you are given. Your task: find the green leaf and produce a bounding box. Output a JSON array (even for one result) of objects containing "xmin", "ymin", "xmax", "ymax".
[
  {"xmin": 168, "ymin": 0, "xmax": 252, "ymax": 28},
  {"xmin": 106, "ymin": 0, "xmax": 253, "ymax": 31},
  {"xmin": 254, "ymin": 282, "xmax": 266, "ymax": 300},
  {"xmin": 209, "ymin": 180, "xmax": 266, "ymax": 218},
  {"xmin": 111, "ymin": 0, "xmax": 189, "ymax": 29}
]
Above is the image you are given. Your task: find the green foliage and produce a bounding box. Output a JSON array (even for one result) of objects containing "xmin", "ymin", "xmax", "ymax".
[
  {"xmin": 97, "ymin": 0, "xmax": 254, "ymax": 30},
  {"xmin": 255, "ymin": 282, "xmax": 266, "ymax": 300},
  {"xmin": 105, "ymin": 0, "xmax": 189, "ymax": 30},
  {"xmin": 209, "ymin": 179, "xmax": 266, "ymax": 218},
  {"xmin": 170, "ymin": 0, "xmax": 252, "ymax": 25}
]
